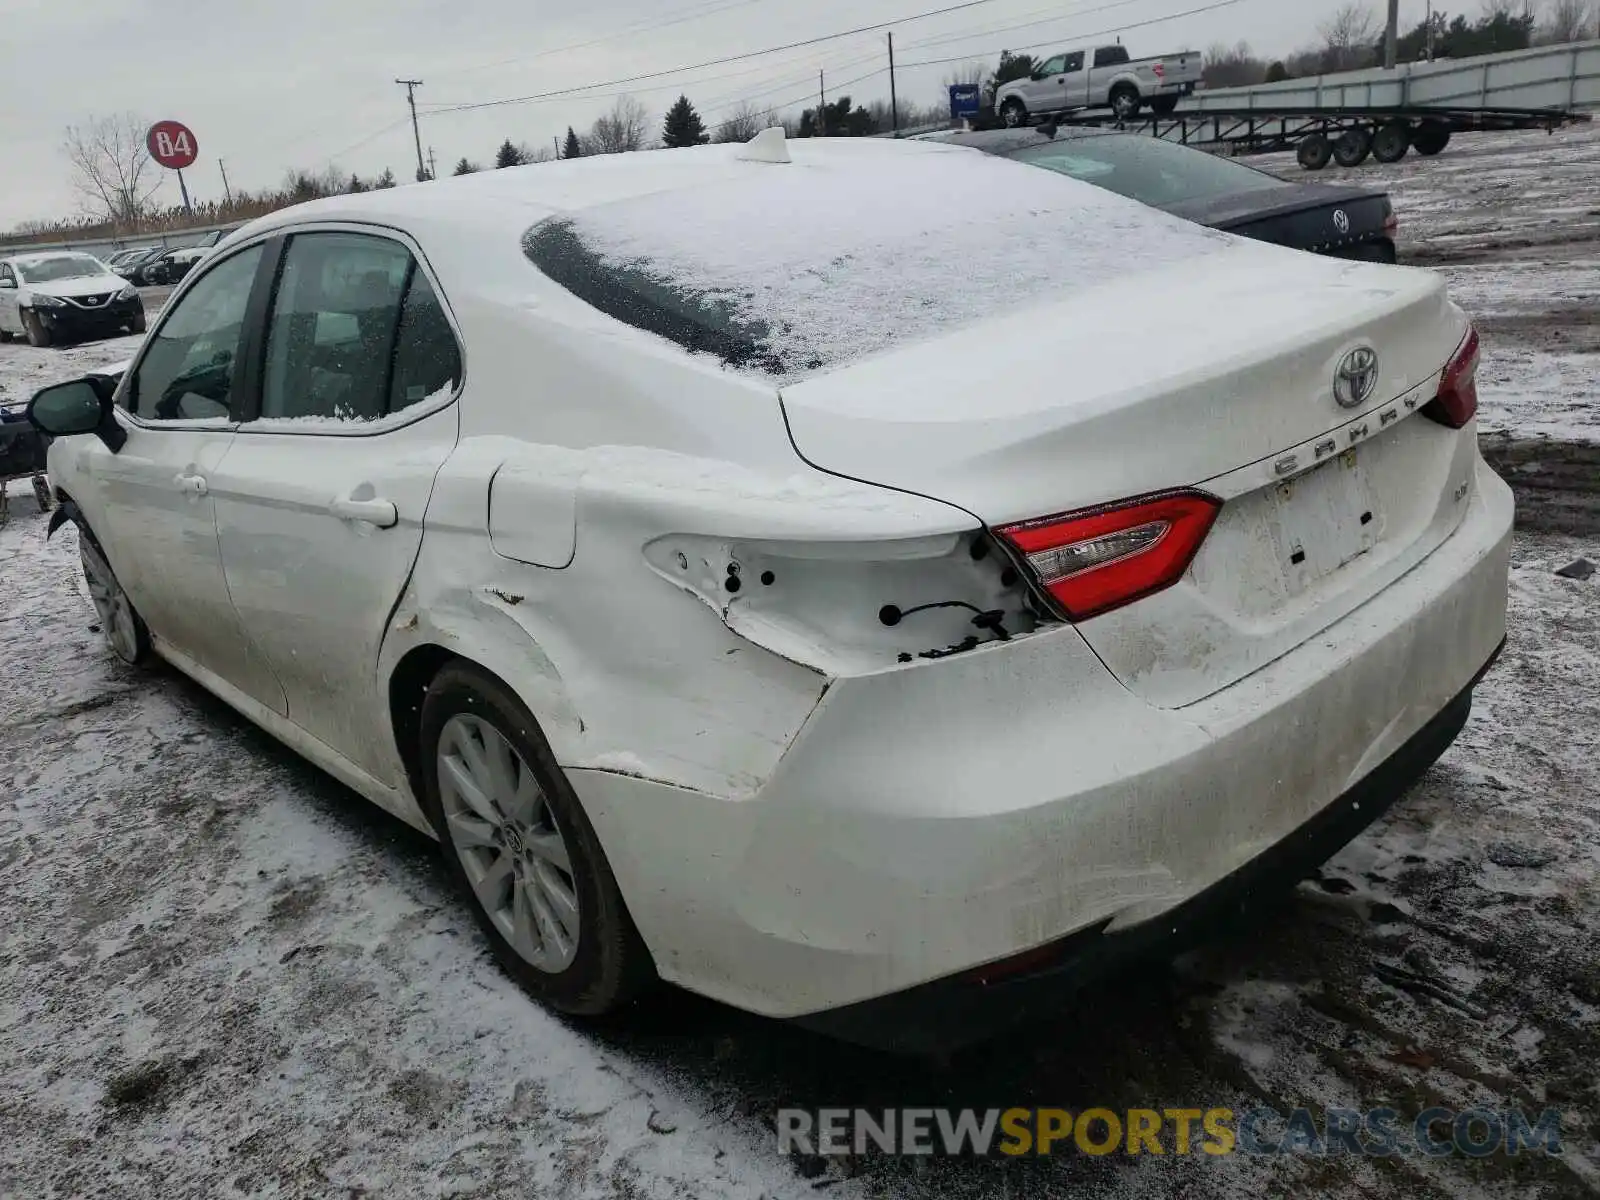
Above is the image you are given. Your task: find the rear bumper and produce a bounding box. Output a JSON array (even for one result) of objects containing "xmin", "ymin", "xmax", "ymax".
[
  {"xmin": 795, "ymin": 642, "xmax": 1497, "ymax": 1053},
  {"xmin": 571, "ymin": 460, "xmax": 1513, "ymax": 1027}
]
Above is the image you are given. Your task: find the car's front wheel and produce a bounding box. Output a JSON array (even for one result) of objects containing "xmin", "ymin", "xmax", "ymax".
[
  {"xmin": 129, "ymin": 310, "xmax": 147, "ymax": 335},
  {"xmin": 80, "ymin": 532, "xmax": 150, "ymax": 665},
  {"xmin": 1110, "ymin": 86, "xmax": 1141, "ymax": 120},
  {"xmin": 23, "ymin": 311, "xmax": 52, "ymax": 348},
  {"xmin": 419, "ymin": 663, "xmax": 652, "ymax": 1016},
  {"xmin": 1000, "ymin": 99, "xmax": 1028, "ymax": 128}
]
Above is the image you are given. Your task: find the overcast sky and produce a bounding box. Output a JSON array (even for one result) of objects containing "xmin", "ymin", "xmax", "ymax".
[{"xmin": 0, "ymin": 0, "xmax": 1439, "ymax": 230}]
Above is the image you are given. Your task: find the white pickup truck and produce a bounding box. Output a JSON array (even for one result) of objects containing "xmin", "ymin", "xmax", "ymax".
[{"xmin": 994, "ymin": 44, "xmax": 1202, "ymax": 126}]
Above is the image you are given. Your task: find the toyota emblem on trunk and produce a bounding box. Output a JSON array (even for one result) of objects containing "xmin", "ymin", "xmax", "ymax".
[
  {"xmin": 1334, "ymin": 347, "xmax": 1380, "ymax": 408},
  {"xmin": 1332, "ymin": 209, "xmax": 1351, "ymax": 234}
]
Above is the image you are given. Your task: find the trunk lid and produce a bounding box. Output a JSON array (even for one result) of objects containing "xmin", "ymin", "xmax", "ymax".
[{"xmin": 781, "ymin": 249, "xmax": 1475, "ymax": 706}]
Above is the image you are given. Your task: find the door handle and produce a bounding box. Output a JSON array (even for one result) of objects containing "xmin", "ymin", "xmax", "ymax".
[
  {"xmin": 330, "ymin": 495, "xmax": 398, "ymax": 528},
  {"xmin": 174, "ymin": 472, "xmax": 208, "ymax": 496}
]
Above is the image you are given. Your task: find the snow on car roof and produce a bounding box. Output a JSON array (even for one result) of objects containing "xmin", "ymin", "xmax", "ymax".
[
  {"xmin": 524, "ymin": 137, "xmax": 1236, "ymax": 382},
  {"xmin": 236, "ymin": 136, "xmax": 1239, "ymax": 381}
]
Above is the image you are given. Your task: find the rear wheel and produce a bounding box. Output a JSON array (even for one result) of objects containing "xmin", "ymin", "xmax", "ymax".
[
  {"xmin": 1000, "ymin": 98, "xmax": 1028, "ymax": 128},
  {"xmin": 1333, "ymin": 128, "xmax": 1373, "ymax": 168},
  {"xmin": 23, "ymin": 310, "xmax": 52, "ymax": 347},
  {"xmin": 80, "ymin": 533, "xmax": 150, "ymax": 665},
  {"xmin": 1372, "ymin": 121, "xmax": 1411, "ymax": 164},
  {"xmin": 1297, "ymin": 133, "xmax": 1334, "ymax": 171},
  {"xmin": 1413, "ymin": 120, "xmax": 1451, "ymax": 156},
  {"xmin": 420, "ymin": 663, "xmax": 653, "ymax": 1017},
  {"xmin": 1149, "ymin": 95, "xmax": 1180, "ymax": 116},
  {"xmin": 1109, "ymin": 85, "xmax": 1141, "ymax": 121}
]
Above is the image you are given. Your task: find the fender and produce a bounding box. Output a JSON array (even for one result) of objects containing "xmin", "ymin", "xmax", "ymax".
[{"xmin": 46, "ymin": 496, "xmax": 82, "ymax": 540}]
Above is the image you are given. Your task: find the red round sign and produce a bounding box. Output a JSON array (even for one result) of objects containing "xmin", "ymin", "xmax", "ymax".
[{"xmin": 146, "ymin": 120, "xmax": 198, "ymax": 170}]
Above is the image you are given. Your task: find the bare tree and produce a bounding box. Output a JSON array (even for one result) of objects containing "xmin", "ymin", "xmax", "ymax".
[
  {"xmin": 1539, "ymin": 0, "xmax": 1596, "ymax": 41},
  {"xmin": 63, "ymin": 113, "xmax": 163, "ymax": 225},
  {"xmin": 941, "ymin": 61, "xmax": 988, "ymax": 89},
  {"xmin": 587, "ymin": 97, "xmax": 652, "ymax": 154},
  {"xmin": 712, "ymin": 101, "xmax": 770, "ymax": 144},
  {"xmin": 1204, "ymin": 41, "xmax": 1269, "ymax": 88},
  {"xmin": 1479, "ymin": 0, "xmax": 1522, "ymax": 18},
  {"xmin": 1319, "ymin": 3, "xmax": 1381, "ymax": 70}
]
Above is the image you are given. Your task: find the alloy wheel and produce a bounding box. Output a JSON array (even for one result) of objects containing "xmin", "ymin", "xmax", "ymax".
[
  {"xmin": 436, "ymin": 713, "xmax": 581, "ymax": 973},
  {"xmin": 80, "ymin": 537, "xmax": 141, "ymax": 664}
]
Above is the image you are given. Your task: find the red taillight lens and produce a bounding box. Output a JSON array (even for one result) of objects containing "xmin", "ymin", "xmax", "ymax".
[
  {"xmin": 1423, "ymin": 326, "xmax": 1480, "ymax": 429},
  {"xmin": 996, "ymin": 490, "xmax": 1221, "ymax": 622}
]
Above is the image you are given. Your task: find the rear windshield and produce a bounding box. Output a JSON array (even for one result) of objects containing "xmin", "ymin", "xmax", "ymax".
[
  {"xmin": 523, "ymin": 144, "xmax": 1230, "ymax": 383},
  {"xmin": 1008, "ymin": 134, "xmax": 1289, "ymax": 208}
]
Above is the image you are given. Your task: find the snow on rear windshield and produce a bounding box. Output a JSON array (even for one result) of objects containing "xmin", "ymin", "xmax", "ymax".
[{"xmin": 523, "ymin": 144, "xmax": 1236, "ymax": 383}]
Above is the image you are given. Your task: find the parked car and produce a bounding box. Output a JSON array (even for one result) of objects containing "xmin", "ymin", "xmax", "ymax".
[
  {"xmin": 26, "ymin": 133, "xmax": 1510, "ymax": 1052},
  {"xmin": 995, "ymin": 43, "xmax": 1203, "ymax": 125},
  {"xmin": 927, "ymin": 125, "xmax": 1399, "ymax": 262},
  {"xmin": 0, "ymin": 252, "xmax": 145, "ymax": 346},
  {"xmin": 139, "ymin": 246, "xmax": 211, "ymax": 287},
  {"xmin": 109, "ymin": 247, "xmax": 164, "ymax": 282}
]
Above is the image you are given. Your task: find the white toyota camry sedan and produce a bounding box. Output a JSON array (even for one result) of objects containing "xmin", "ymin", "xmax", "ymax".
[{"xmin": 28, "ymin": 130, "xmax": 1511, "ymax": 1052}]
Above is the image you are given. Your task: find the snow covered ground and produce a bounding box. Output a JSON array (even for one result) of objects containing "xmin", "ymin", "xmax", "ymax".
[
  {"xmin": 2, "ymin": 127, "xmax": 1598, "ymax": 1197},
  {"xmin": 3, "ymin": 497, "xmax": 1596, "ymax": 1198}
]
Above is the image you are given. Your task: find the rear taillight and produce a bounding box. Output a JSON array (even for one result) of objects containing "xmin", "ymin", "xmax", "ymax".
[
  {"xmin": 1153, "ymin": 63, "xmax": 1166, "ymax": 78},
  {"xmin": 996, "ymin": 490, "xmax": 1221, "ymax": 622},
  {"xmin": 1422, "ymin": 326, "xmax": 1480, "ymax": 429}
]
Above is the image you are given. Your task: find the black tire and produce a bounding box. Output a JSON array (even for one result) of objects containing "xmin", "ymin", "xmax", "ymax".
[
  {"xmin": 1000, "ymin": 98, "xmax": 1028, "ymax": 128},
  {"xmin": 1109, "ymin": 85, "xmax": 1141, "ymax": 121},
  {"xmin": 1333, "ymin": 128, "xmax": 1373, "ymax": 168},
  {"xmin": 32, "ymin": 476, "xmax": 52, "ymax": 512},
  {"xmin": 0, "ymin": 326, "xmax": 12, "ymax": 343},
  {"xmin": 419, "ymin": 662, "xmax": 653, "ymax": 1017},
  {"xmin": 23, "ymin": 310, "xmax": 52, "ymax": 348},
  {"xmin": 1372, "ymin": 121, "xmax": 1411, "ymax": 164},
  {"xmin": 1149, "ymin": 95, "xmax": 1180, "ymax": 116},
  {"xmin": 1297, "ymin": 133, "xmax": 1334, "ymax": 171},
  {"xmin": 1413, "ymin": 120, "xmax": 1451, "ymax": 156},
  {"xmin": 78, "ymin": 528, "xmax": 151, "ymax": 665},
  {"xmin": 129, "ymin": 310, "xmax": 147, "ymax": 335}
]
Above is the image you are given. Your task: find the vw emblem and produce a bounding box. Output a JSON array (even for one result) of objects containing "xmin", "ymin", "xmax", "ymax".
[
  {"xmin": 1332, "ymin": 209, "xmax": 1351, "ymax": 235},
  {"xmin": 1333, "ymin": 347, "xmax": 1380, "ymax": 409}
]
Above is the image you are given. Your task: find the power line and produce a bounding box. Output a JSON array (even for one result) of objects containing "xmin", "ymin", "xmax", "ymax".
[
  {"xmin": 422, "ymin": 0, "xmax": 1011, "ymax": 116},
  {"xmin": 898, "ymin": 0, "xmax": 1247, "ymax": 69},
  {"xmin": 900, "ymin": 0, "xmax": 1147, "ymax": 51},
  {"xmin": 426, "ymin": 0, "xmax": 784, "ymax": 79}
]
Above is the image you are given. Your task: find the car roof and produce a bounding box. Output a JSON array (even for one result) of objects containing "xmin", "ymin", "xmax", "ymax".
[{"xmin": 7, "ymin": 250, "xmax": 105, "ymax": 266}]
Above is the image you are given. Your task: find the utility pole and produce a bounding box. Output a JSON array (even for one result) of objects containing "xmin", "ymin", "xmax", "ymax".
[
  {"xmin": 554, "ymin": 136, "xmax": 561, "ymax": 159},
  {"xmin": 218, "ymin": 158, "xmax": 233, "ymax": 203},
  {"xmin": 888, "ymin": 33, "xmax": 899, "ymax": 136},
  {"xmin": 1425, "ymin": 0, "xmax": 1435, "ymax": 61},
  {"xmin": 427, "ymin": 146, "xmax": 437, "ymax": 181},
  {"xmin": 818, "ymin": 69, "xmax": 825, "ymax": 137},
  {"xmin": 396, "ymin": 78, "xmax": 426, "ymax": 182},
  {"xmin": 1384, "ymin": 0, "xmax": 1400, "ymax": 68}
]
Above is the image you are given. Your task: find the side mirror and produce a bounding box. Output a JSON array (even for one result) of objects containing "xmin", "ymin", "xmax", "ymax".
[
  {"xmin": 0, "ymin": 278, "xmax": 15, "ymax": 289},
  {"xmin": 27, "ymin": 377, "xmax": 125, "ymax": 452}
]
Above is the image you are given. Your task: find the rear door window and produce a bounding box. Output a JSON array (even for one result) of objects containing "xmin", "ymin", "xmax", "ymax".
[{"xmin": 258, "ymin": 232, "xmax": 461, "ymax": 424}]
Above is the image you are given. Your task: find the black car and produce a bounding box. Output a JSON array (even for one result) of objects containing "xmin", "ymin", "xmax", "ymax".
[
  {"xmin": 926, "ymin": 125, "xmax": 1398, "ymax": 263},
  {"xmin": 109, "ymin": 247, "xmax": 163, "ymax": 283},
  {"xmin": 140, "ymin": 246, "xmax": 210, "ymax": 287}
]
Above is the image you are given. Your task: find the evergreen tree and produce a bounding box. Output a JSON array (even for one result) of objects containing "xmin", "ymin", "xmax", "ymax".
[
  {"xmin": 453, "ymin": 157, "xmax": 479, "ymax": 175},
  {"xmin": 495, "ymin": 138, "xmax": 526, "ymax": 168},
  {"xmin": 375, "ymin": 167, "xmax": 397, "ymax": 189},
  {"xmin": 661, "ymin": 95, "xmax": 709, "ymax": 148},
  {"xmin": 346, "ymin": 173, "xmax": 370, "ymax": 193},
  {"xmin": 563, "ymin": 127, "xmax": 583, "ymax": 159}
]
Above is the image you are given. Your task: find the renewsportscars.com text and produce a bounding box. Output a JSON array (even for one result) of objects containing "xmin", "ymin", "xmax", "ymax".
[{"xmin": 777, "ymin": 1106, "xmax": 1566, "ymax": 1159}]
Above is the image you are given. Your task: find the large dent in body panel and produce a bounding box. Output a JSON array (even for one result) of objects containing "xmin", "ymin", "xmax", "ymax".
[{"xmin": 384, "ymin": 437, "xmax": 853, "ymax": 800}]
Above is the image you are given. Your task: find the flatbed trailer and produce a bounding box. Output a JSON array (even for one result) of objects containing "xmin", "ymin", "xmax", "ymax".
[{"xmin": 1049, "ymin": 104, "xmax": 1590, "ymax": 170}]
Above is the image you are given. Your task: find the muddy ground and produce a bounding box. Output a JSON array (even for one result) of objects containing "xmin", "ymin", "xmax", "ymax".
[{"xmin": 2, "ymin": 124, "xmax": 1599, "ymax": 1199}]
